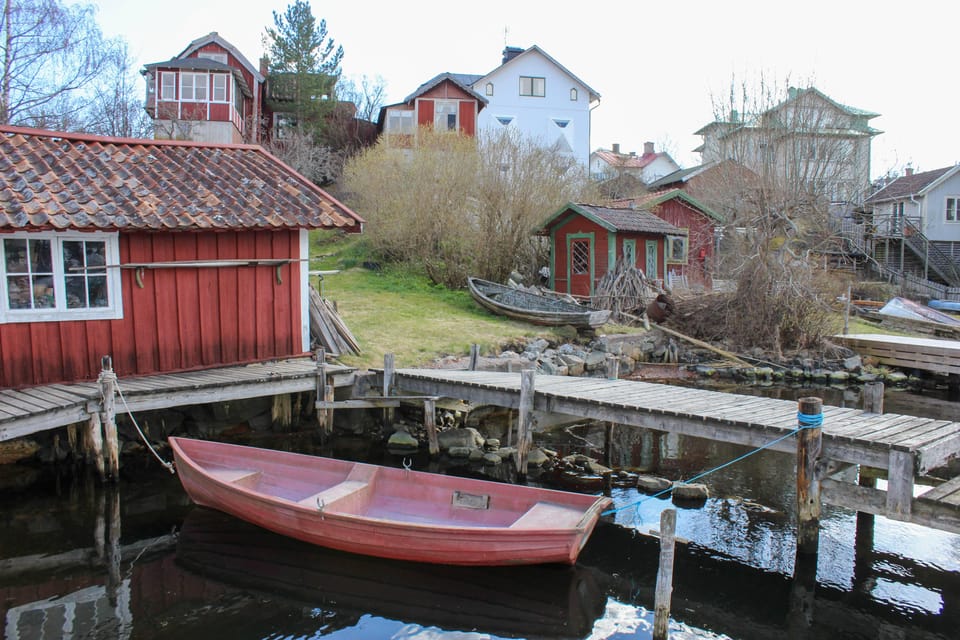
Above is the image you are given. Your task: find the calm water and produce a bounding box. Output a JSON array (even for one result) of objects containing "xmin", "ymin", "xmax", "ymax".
[{"xmin": 2, "ymin": 382, "xmax": 959, "ymax": 640}]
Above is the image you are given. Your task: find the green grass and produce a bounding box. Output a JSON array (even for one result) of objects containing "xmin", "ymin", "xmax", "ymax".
[{"xmin": 309, "ymin": 231, "xmax": 594, "ymax": 369}]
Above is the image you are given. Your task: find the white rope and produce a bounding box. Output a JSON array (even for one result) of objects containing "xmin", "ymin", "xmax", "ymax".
[{"xmin": 114, "ymin": 380, "xmax": 176, "ymax": 474}]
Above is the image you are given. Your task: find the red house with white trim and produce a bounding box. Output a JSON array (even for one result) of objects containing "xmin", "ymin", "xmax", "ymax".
[
  {"xmin": 610, "ymin": 189, "xmax": 724, "ymax": 290},
  {"xmin": 377, "ymin": 73, "xmax": 487, "ymax": 146},
  {"xmin": 0, "ymin": 126, "xmax": 363, "ymax": 389}
]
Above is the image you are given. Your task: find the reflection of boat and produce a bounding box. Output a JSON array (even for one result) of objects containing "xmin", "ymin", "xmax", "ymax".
[
  {"xmin": 169, "ymin": 437, "xmax": 611, "ymax": 566},
  {"xmin": 467, "ymin": 277, "xmax": 611, "ymax": 328},
  {"xmin": 176, "ymin": 508, "xmax": 607, "ymax": 639}
]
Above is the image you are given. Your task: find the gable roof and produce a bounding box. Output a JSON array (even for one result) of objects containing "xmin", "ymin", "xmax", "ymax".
[
  {"xmin": 0, "ymin": 126, "xmax": 364, "ymax": 232},
  {"xmin": 477, "ymin": 45, "xmax": 600, "ymax": 103},
  {"xmin": 174, "ymin": 32, "xmax": 264, "ymax": 83},
  {"xmin": 540, "ymin": 202, "xmax": 685, "ymax": 235},
  {"xmin": 609, "ymin": 189, "xmax": 725, "ymax": 223},
  {"xmin": 402, "ymin": 72, "xmax": 488, "ymax": 105},
  {"xmin": 646, "ymin": 164, "xmax": 711, "ymax": 190},
  {"xmin": 592, "ymin": 150, "xmax": 661, "ymax": 170},
  {"xmin": 865, "ymin": 166, "xmax": 960, "ymax": 204}
]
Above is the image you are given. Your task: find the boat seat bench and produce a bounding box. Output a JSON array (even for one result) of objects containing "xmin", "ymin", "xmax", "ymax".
[
  {"xmin": 511, "ymin": 501, "xmax": 585, "ymax": 529},
  {"xmin": 208, "ymin": 469, "xmax": 261, "ymax": 486},
  {"xmin": 298, "ymin": 479, "xmax": 369, "ymax": 508}
]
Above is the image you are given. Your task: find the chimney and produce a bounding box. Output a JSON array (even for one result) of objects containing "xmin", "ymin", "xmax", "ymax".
[
  {"xmin": 644, "ymin": 141, "xmax": 655, "ymax": 155},
  {"xmin": 612, "ymin": 143, "xmax": 620, "ymax": 155},
  {"xmin": 905, "ymin": 165, "xmax": 914, "ymax": 177},
  {"xmin": 502, "ymin": 46, "xmax": 524, "ymax": 64}
]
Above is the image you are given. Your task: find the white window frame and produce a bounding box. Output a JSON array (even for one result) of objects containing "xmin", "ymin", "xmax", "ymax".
[
  {"xmin": 519, "ymin": 76, "xmax": 545, "ymax": 97},
  {"xmin": 434, "ymin": 100, "xmax": 459, "ymax": 132},
  {"xmin": 570, "ymin": 87, "xmax": 578, "ymax": 101},
  {"xmin": 180, "ymin": 72, "xmax": 208, "ymax": 102},
  {"xmin": 1, "ymin": 231, "xmax": 123, "ymax": 323},
  {"xmin": 666, "ymin": 234, "xmax": 688, "ymax": 264},
  {"xmin": 160, "ymin": 72, "xmax": 177, "ymax": 101},
  {"xmin": 197, "ymin": 52, "xmax": 228, "ymax": 64},
  {"xmin": 485, "ymin": 82, "xmax": 494, "ymax": 96},
  {"xmin": 212, "ymin": 73, "xmax": 229, "ymax": 102},
  {"xmin": 387, "ymin": 109, "xmax": 415, "ymax": 135},
  {"xmin": 946, "ymin": 197, "xmax": 959, "ymax": 223}
]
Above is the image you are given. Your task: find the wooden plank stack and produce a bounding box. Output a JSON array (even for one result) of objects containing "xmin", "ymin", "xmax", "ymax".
[{"xmin": 309, "ymin": 285, "xmax": 361, "ymax": 357}]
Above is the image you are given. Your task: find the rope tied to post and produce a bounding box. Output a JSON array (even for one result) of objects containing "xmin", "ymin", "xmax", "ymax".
[{"xmin": 797, "ymin": 411, "xmax": 823, "ymax": 428}]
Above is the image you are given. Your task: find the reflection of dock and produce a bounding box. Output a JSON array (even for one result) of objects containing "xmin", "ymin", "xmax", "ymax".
[
  {"xmin": 389, "ymin": 369, "xmax": 960, "ymax": 533},
  {"xmin": 834, "ymin": 333, "xmax": 960, "ymax": 376}
]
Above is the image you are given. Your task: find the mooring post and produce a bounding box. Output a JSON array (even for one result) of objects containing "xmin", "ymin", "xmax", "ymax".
[
  {"xmin": 98, "ymin": 355, "xmax": 119, "ymax": 481},
  {"xmin": 516, "ymin": 369, "xmax": 535, "ymax": 480},
  {"xmin": 315, "ymin": 348, "xmax": 329, "ymax": 432},
  {"xmin": 469, "ymin": 344, "xmax": 480, "ymax": 371},
  {"xmin": 106, "ymin": 486, "xmax": 122, "ymax": 606},
  {"xmin": 383, "ymin": 353, "xmax": 396, "ymax": 428},
  {"xmin": 796, "ymin": 397, "xmax": 823, "ymax": 556},
  {"xmin": 424, "ymin": 398, "xmax": 439, "ymax": 456},
  {"xmin": 605, "ymin": 353, "xmax": 619, "ymax": 380},
  {"xmin": 862, "ymin": 381, "xmax": 884, "ymax": 414},
  {"xmin": 86, "ymin": 411, "xmax": 105, "ymax": 481},
  {"xmin": 604, "ymin": 422, "xmax": 614, "ymax": 468},
  {"xmin": 653, "ymin": 508, "xmax": 677, "ymax": 640}
]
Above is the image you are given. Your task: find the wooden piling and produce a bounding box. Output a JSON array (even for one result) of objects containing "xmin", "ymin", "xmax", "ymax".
[
  {"xmin": 604, "ymin": 422, "xmax": 614, "ymax": 468},
  {"xmin": 862, "ymin": 381, "xmax": 884, "ymax": 414},
  {"xmin": 469, "ymin": 344, "xmax": 480, "ymax": 371},
  {"xmin": 425, "ymin": 398, "xmax": 439, "ymax": 456},
  {"xmin": 606, "ymin": 353, "xmax": 619, "ymax": 380},
  {"xmin": 98, "ymin": 356, "xmax": 119, "ymax": 482},
  {"xmin": 653, "ymin": 508, "xmax": 677, "ymax": 640},
  {"xmin": 383, "ymin": 353, "xmax": 396, "ymax": 428},
  {"xmin": 796, "ymin": 396, "xmax": 823, "ymax": 555},
  {"xmin": 85, "ymin": 412, "xmax": 105, "ymax": 480},
  {"xmin": 516, "ymin": 369, "xmax": 535, "ymax": 479}
]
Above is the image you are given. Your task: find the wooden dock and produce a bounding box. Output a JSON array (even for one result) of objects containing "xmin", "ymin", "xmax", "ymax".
[
  {"xmin": 834, "ymin": 333, "xmax": 960, "ymax": 376},
  {"xmin": 0, "ymin": 357, "xmax": 354, "ymax": 443},
  {"xmin": 387, "ymin": 368, "xmax": 960, "ymax": 533}
]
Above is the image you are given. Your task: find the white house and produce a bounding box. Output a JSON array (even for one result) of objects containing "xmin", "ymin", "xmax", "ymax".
[
  {"xmin": 590, "ymin": 142, "xmax": 680, "ymax": 184},
  {"xmin": 470, "ymin": 46, "xmax": 599, "ymax": 167}
]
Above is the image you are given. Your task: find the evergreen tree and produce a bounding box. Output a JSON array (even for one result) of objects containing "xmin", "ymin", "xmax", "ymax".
[{"xmin": 264, "ymin": 1, "xmax": 344, "ymax": 138}]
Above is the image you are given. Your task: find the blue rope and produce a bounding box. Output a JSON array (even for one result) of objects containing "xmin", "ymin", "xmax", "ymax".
[{"xmin": 601, "ymin": 412, "xmax": 824, "ymax": 517}]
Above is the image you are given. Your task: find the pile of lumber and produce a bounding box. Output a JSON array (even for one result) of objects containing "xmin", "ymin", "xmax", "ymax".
[{"xmin": 309, "ymin": 285, "xmax": 361, "ymax": 357}]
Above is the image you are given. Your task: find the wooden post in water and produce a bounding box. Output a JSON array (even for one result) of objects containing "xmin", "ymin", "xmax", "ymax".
[
  {"xmin": 605, "ymin": 353, "xmax": 619, "ymax": 380},
  {"xmin": 424, "ymin": 398, "xmax": 439, "ymax": 456},
  {"xmin": 469, "ymin": 344, "xmax": 480, "ymax": 371},
  {"xmin": 796, "ymin": 396, "xmax": 823, "ymax": 556},
  {"xmin": 315, "ymin": 349, "xmax": 331, "ymax": 433},
  {"xmin": 862, "ymin": 381, "xmax": 884, "ymax": 414},
  {"xmin": 516, "ymin": 369, "xmax": 535, "ymax": 480},
  {"xmin": 86, "ymin": 412, "xmax": 105, "ymax": 481},
  {"xmin": 98, "ymin": 356, "xmax": 119, "ymax": 481},
  {"xmin": 383, "ymin": 353, "xmax": 395, "ymax": 429},
  {"xmin": 653, "ymin": 508, "xmax": 677, "ymax": 640}
]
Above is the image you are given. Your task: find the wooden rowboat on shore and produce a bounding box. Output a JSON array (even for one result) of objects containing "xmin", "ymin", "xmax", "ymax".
[
  {"xmin": 169, "ymin": 437, "xmax": 611, "ymax": 566},
  {"xmin": 467, "ymin": 277, "xmax": 611, "ymax": 328}
]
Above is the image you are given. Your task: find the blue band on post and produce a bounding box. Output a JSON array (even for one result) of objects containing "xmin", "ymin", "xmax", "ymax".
[{"xmin": 797, "ymin": 411, "xmax": 823, "ymax": 427}]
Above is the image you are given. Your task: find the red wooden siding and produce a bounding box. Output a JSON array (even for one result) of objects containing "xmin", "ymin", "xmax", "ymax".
[
  {"xmin": 650, "ymin": 200, "xmax": 714, "ymax": 288},
  {"xmin": 0, "ymin": 230, "xmax": 305, "ymax": 388},
  {"xmin": 459, "ymin": 101, "xmax": 476, "ymax": 136},
  {"xmin": 417, "ymin": 100, "xmax": 434, "ymax": 128}
]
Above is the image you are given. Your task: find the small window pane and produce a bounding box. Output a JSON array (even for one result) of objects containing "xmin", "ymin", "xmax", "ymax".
[
  {"xmin": 4, "ymin": 239, "xmax": 26, "ymax": 272},
  {"xmin": 6, "ymin": 275, "xmax": 30, "ymax": 309}
]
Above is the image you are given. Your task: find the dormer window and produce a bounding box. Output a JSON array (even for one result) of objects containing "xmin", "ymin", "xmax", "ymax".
[
  {"xmin": 198, "ymin": 52, "xmax": 228, "ymax": 64},
  {"xmin": 485, "ymin": 82, "xmax": 494, "ymax": 96},
  {"xmin": 570, "ymin": 88, "xmax": 578, "ymax": 101},
  {"xmin": 519, "ymin": 76, "xmax": 545, "ymax": 97}
]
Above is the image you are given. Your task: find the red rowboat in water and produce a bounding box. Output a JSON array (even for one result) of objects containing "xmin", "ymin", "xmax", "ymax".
[{"xmin": 169, "ymin": 437, "xmax": 611, "ymax": 566}]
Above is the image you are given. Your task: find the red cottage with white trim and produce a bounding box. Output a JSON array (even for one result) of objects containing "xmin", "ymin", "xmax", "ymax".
[{"xmin": 0, "ymin": 126, "xmax": 363, "ymax": 388}]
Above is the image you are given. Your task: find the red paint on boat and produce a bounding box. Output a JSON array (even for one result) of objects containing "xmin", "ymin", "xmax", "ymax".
[{"xmin": 169, "ymin": 437, "xmax": 611, "ymax": 566}]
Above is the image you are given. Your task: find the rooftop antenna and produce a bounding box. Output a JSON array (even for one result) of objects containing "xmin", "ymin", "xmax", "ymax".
[{"xmin": 504, "ymin": 25, "xmax": 509, "ymax": 46}]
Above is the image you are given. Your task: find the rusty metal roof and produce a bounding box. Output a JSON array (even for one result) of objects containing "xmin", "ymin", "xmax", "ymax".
[{"xmin": 0, "ymin": 126, "xmax": 364, "ymax": 232}]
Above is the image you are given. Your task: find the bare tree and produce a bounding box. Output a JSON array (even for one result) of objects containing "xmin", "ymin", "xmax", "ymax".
[
  {"xmin": 342, "ymin": 127, "xmax": 597, "ymax": 287},
  {"xmin": 265, "ymin": 129, "xmax": 345, "ymax": 186},
  {"xmin": 0, "ymin": 0, "xmax": 119, "ymax": 126},
  {"xmin": 81, "ymin": 42, "xmax": 151, "ymax": 138},
  {"xmin": 684, "ymin": 76, "xmax": 879, "ymax": 354},
  {"xmin": 337, "ymin": 74, "xmax": 387, "ymax": 123}
]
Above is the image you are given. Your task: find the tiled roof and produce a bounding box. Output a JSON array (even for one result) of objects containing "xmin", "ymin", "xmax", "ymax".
[
  {"xmin": 865, "ymin": 166, "xmax": 958, "ymax": 204},
  {"xmin": 402, "ymin": 72, "xmax": 488, "ymax": 105},
  {"xmin": 568, "ymin": 203, "xmax": 685, "ymax": 234},
  {"xmin": 0, "ymin": 126, "xmax": 364, "ymax": 232},
  {"xmin": 592, "ymin": 150, "xmax": 658, "ymax": 169}
]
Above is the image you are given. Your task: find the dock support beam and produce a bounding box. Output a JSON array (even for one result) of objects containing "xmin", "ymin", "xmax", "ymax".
[
  {"xmin": 425, "ymin": 398, "xmax": 438, "ymax": 456},
  {"xmin": 383, "ymin": 354, "xmax": 396, "ymax": 428},
  {"xmin": 516, "ymin": 369, "xmax": 535, "ymax": 480},
  {"xmin": 469, "ymin": 344, "xmax": 480, "ymax": 371},
  {"xmin": 862, "ymin": 381, "xmax": 884, "ymax": 414},
  {"xmin": 98, "ymin": 356, "xmax": 119, "ymax": 482}
]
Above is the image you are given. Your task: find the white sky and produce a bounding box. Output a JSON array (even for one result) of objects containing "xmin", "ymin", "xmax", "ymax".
[{"xmin": 87, "ymin": 0, "xmax": 958, "ymax": 179}]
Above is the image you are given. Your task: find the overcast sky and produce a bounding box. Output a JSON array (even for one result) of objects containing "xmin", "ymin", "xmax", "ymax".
[{"xmin": 87, "ymin": 0, "xmax": 958, "ymax": 178}]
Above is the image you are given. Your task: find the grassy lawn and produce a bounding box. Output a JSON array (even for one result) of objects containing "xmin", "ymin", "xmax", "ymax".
[{"xmin": 309, "ymin": 232, "xmax": 600, "ymax": 369}]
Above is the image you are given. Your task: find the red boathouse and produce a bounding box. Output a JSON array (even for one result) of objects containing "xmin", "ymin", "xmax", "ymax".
[{"xmin": 0, "ymin": 126, "xmax": 363, "ymax": 389}]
